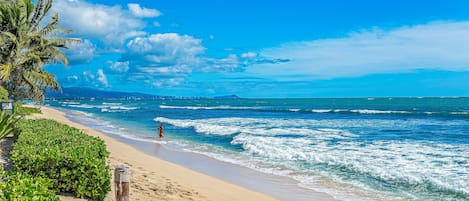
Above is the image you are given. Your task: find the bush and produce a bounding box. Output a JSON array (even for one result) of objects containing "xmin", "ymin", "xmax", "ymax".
[
  {"xmin": 0, "ymin": 172, "xmax": 59, "ymax": 201},
  {"xmin": 14, "ymin": 102, "xmax": 41, "ymax": 116},
  {"xmin": 0, "ymin": 111, "xmax": 18, "ymax": 140},
  {"xmin": 11, "ymin": 119, "xmax": 110, "ymax": 200},
  {"xmin": 0, "ymin": 86, "xmax": 8, "ymax": 101}
]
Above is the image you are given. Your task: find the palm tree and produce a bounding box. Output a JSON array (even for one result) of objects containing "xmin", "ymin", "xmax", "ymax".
[{"xmin": 0, "ymin": 0, "xmax": 79, "ymax": 103}]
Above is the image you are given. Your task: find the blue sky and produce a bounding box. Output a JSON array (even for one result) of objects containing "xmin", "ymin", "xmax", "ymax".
[{"xmin": 45, "ymin": 0, "xmax": 469, "ymax": 97}]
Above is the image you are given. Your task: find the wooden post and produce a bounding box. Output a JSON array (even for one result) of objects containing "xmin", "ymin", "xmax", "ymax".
[{"xmin": 115, "ymin": 164, "xmax": 130, "ymax": 201}]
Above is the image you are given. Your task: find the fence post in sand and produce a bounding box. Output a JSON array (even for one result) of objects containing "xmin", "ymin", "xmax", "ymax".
[{"xmin": 115, "ymin": 164, "xmax": 130, "ymax": 201}]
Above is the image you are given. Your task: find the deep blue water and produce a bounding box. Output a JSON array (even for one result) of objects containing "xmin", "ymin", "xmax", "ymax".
[{"xmin": 48, "ymin": 98, "xmax": 469, "ymax": 201}]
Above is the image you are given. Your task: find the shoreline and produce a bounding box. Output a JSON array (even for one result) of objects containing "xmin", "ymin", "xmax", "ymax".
[{"xmin": 31, "ymin": 106, "xmax": 337, "ymax": 201}]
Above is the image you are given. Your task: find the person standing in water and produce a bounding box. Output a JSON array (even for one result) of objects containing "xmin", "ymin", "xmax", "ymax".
[{"xmin": 157, "ymin": 123, "xmax": 164, "ymax": 138}]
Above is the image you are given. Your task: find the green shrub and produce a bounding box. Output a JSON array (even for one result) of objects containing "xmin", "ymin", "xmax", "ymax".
[
  {"xmin": 11, "ymin": 119, "xmax": 110, "ymax": 200},
  {"xmin": 14, "ymin": 102, "xmax": 41, "ymax": 116},
  {"xmin": 0, "ymin": 111, "xmax": 18, "ymax": 140},
  {"xmin": 0, "ymin": 171, "xmax": 59, "ymax": 201},
  {"xmin": 0, "ymin": 86, "xmax": 8, "ymax": 101}
]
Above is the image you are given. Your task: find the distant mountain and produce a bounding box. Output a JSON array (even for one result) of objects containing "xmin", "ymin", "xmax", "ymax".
[
  {"xmin": 46, "ymin": 87, "xmax": 164, "ymax": 100},
  {"xmin": 46, "ymin": 87, "xmax": 240, "ymax": 100}
]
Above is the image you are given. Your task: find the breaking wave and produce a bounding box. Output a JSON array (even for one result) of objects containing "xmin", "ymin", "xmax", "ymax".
[{"xmin": 154, "ymin": 116, "xmax": 469, "ymax": 200}]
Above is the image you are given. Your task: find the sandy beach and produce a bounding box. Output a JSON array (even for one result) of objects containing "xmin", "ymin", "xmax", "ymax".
[
  {"xmin": 26, "ymin": 106, "xmax": 336, "ymax": 201},
  {"xmin": 28, "ymin": 106, "xmax": 277, "ymax": 201}
]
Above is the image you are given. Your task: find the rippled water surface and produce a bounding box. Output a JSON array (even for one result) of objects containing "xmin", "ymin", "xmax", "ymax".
[{"xmin": 49, "ymin": 98, "xmax": 469, "ymax": 201}]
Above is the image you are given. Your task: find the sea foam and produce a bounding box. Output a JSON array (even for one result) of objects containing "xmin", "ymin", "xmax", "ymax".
[{"xmin": 155, "ymin": 116, "xmax": 469, "ymax": 200}]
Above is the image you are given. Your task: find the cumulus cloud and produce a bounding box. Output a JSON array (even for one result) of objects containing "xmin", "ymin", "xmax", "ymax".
[
  {"xmin": 123, "ymin": 33, "xmax": 287, "ymax": 73},
  {"xmin": 53, "ymin": 0, "xmax": 148, "ymax": 46},
  {"xmin": 249, "ymin": 21, "xmax": 469, "ymax": 79},
  {"xmin": 128, "ymin": 3, "xmax": 161, "ymax": 18},
  {"xmin": 82, "ymin": 70, "xmax": 109, "ymax": 87},
  {"xmin": 126, "ymin": 33, "xmax": 205, "ymax": 60},
  {"xmin": 123, "ymin": 33, "xmax": 205, "ymax": 75},
  {"xmin": 97, "ymin": 69, "xmax": 109, "ymax": 87},
  {"xmin": 111, "ymin": 33, "xmax": 203, "ymax": 87},
  {"xmin": 64, "ymin": 39, "xmax": 96, "ymax": 65},
  {"xmin": 101, "ymin": 33, "xmax": 288, "ymax": 87}
]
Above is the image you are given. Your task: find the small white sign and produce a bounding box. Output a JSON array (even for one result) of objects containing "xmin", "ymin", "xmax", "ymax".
[{"xmin": 1, "ymin": 102, "xmax": 12, "ymax": 110}]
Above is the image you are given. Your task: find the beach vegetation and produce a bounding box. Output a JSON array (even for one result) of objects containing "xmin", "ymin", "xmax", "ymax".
[
  {"xmin": 0, "ymin": 171, "xmax": 59, "ymax": 200},
  {"xmin": 0, "ymin": 86, "xmax": 8, "ymax": 100},
  {"xmin": 13, "ymin": 102, "xmax": 41, "ymax": 116},
  {"xmin": 0, "ymin": 0, "xmax": 79, "ymax": 103},
  {"xmin": 11, "ymin": 119, "xmax": 110, "ymax": 200},
  {"xmin": 0, "ymin": 111, "xmax": 18, "ymax": 140}
]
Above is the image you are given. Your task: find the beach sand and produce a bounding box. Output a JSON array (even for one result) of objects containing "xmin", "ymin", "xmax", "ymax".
[{"xmin": 27, "ymin": 106, "xmax": 280, "ymax": 201}]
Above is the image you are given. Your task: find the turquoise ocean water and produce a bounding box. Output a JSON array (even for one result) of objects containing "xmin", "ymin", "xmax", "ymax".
[{"xmin": 48, "ymin": 98, "xmax": 469, "ymax": 201}]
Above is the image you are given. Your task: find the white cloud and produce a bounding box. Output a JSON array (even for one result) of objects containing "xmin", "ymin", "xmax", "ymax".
[
  {"xmin": 111, "ymin": 33, "xmax": 206, "ymax": 87},
  {"xmin": 153, "ymin": 78, "xmax": 184, "ymax": 88},
  {"xmin": 202, "ymin": 54, "xmax": 240, "ymax": 72},
  {"xmin": 137, "ymin": 67, "xmax": 191, "ymax": 74},
  {"xmin": 53, "ymin": 0, "xmax": 147, "ymax": 46},
  {"xmin": 108, "ymin": 61, "xmax": 130, "ymax": 73},
  {"xmin": 128, "ymin": 3, "xmax": 161, "ymax": 18},
  {"xmin": 103, "ymin": 31, "xmax": 147, "ymax": 49},
  {"xmin": 82, "ymin": 71, "xmax": 95, "ymax": 81},
  {"xmin": 249, "ymin": 21, "xmax": 469, "ymax": 80},
  {"xmin": 202, "ymin": 52, "xmax": 287, "ymax": 73},
  {"xmin": 97, "ymin": 69, "xmax": 109, "ymax": 87},
  {"xmin": 64, "ymin": 39, "xmax": 96, "ymax": 65},
  {"xmin": 110, "ymin": 33, "xmax": 287, "ymax": 87},
  {"xmin": 66, "ymin": 75, "xmax": 78, "ymax": 81},
  {"xmin": 123, "ymin": 34, "xmax": 283, "ymax": 74},
  {"xmin": 82, "ymin": 70, "xmax": 109, "ymax": 87},
  {"xmin": 125, "ymin": 33, "xmax": 205, "ymax": 69},
  {"xmin": 127, "ymin": 33, "xmax": 205, "ymax": 56},
  {"xmin": 153, "ymin": 21, "xmax": 161, "ymax": 27},
  {"xmin": 241, "ymin": 52, "xmax": 257, "ymax": 59},
  {"xmin": 209, "ymin": 35, "xmax": 215, "ymax": 40}
]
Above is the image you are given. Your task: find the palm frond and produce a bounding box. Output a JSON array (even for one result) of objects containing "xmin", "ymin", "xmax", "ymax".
[
  {"xmin": 30, "ymin": 0, "xmax": 53, "ymax": 32},
  {"xmin": 38, "ymin": 12, "xmax": 58, "ymax": 36},
  {"xmin": 0, "ymin": 63, "xmax": 12, "ymax": 80},
  {"xmin": 0, "ymin": 31, "xmax": 17, "ymax": 42},
  {"xmin": 48, "ymin": 37, "xmax": 82, "ymax": 47},
  {"xmin": 49, "ymin": 47, "xmax": 69, "ymax": 66}
]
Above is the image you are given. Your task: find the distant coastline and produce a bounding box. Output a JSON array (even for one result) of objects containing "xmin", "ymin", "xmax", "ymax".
[
  {"xmin": 46, "ymin": 87, "xmax": 241, "ymax": 100},
  {"xmin": 46, "ymin": 88, "xmax": 469, "ymax": 100}
]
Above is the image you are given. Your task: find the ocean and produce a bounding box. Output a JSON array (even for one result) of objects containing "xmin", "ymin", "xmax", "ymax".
[{"xmin": 47, "ymin": 98, "xmax": 469, "ymax": 201}]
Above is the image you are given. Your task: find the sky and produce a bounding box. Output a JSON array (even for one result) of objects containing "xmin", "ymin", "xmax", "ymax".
[{"xmin": 44, "ymin": 0, "xmax": 469, "ymax": 98}]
